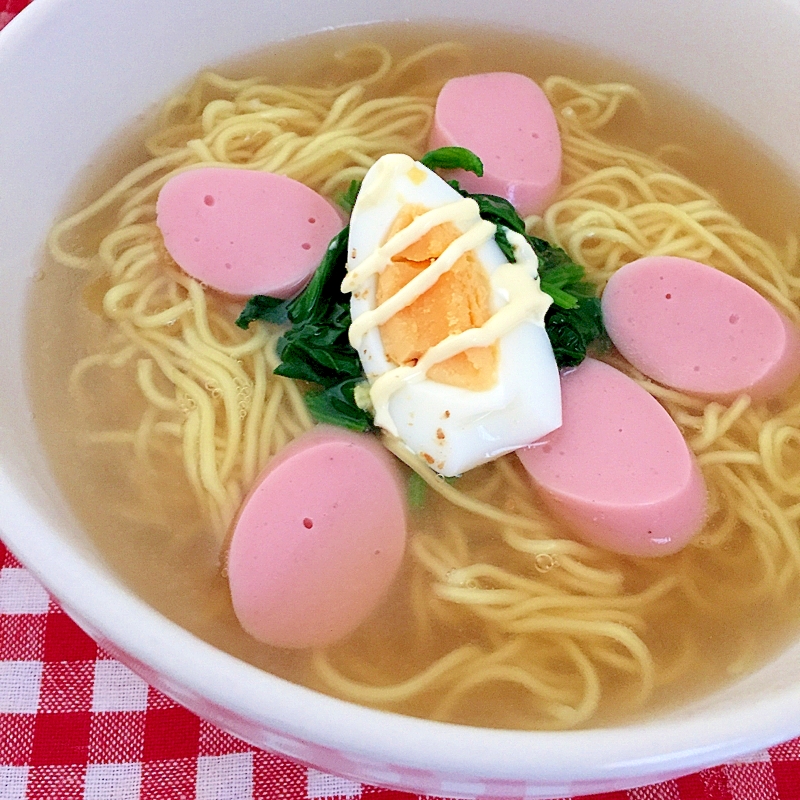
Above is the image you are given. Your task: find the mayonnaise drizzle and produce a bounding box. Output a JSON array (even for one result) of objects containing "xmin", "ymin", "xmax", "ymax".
[
  {"xmin": 347, "ymin": 216, "xmax": 496, "ymax": 348},
  {"xmin": 344, "ymin": 159, "xmax": 552, "ymax": 438},
  {"xmin": 370, "ymin": 254, "xmax": 550, "ymax": 435},
  {"xmin": 341, "ymin": 197, "xmax": 480, "ymax": 294}
]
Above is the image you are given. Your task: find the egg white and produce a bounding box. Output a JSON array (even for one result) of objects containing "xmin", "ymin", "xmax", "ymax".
[{"xmin": 347, "ymin": 154, "xmax": 561, "ymax": 476}]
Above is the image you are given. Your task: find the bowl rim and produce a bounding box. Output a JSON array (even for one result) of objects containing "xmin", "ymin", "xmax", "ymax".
[
  {"xmin": 3, "ymin": 0, "xmax": 800, "ymax": 792},
  {"xmin": 7, "ymin": 467, "xmax": 800, "ymax": 787}
]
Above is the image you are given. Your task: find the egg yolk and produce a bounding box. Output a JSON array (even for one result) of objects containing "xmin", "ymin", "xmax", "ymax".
[{"xmin": 376, "ymin": 204, "xmax": 498, "ymax": 391}]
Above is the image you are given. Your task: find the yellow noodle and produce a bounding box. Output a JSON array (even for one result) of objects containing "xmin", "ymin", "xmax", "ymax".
[{"xmin": 48, "ymin": 43, "xmax": 800, "ymax": 730}]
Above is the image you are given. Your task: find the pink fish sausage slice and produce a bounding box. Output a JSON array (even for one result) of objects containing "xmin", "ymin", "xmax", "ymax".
[
  {"xmin": 602, "ymin": 256, "xmax": 800, "ymax": 399},
  {"xmin": 518, "ymin": 359, "xmax": 707, "ymax": 557},
  {"xmin": 428, "ymin": 72, "xmax": 561, "ymax": 217},
  {"xmin": 227, "ymin": 426, "xmax": 407, "ymax": 648},
  {"xmin": 156, "ymin": 167, "xmax": 343, "ymax": 298}
]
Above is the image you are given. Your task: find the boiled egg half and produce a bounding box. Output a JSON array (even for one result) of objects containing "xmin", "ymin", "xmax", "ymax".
[{"xmin": 343, "ymin": 153, "xmax": 561, "ymax": 476}]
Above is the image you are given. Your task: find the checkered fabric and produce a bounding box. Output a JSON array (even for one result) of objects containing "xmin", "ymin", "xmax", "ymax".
[
  {"xmin": 0, "ymin": 0, "xmax": 26, "ymax": 29},
  {"xmin": 5, "ymin": 2, "xmax": 800, "ymax": 798},
  {"xmin": 5, "ymin": 541, "xmax": 800, "ymax": 800}
]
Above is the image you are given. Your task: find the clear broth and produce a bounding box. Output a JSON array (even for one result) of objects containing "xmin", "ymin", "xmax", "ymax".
[{"xmin": 27, "ymin": 21, "xmax": 800, "ymax": 728}]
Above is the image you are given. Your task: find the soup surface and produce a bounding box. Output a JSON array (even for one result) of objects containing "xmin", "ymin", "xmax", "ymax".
[{"xmin": 27, "ymin": 22, "xmax": 800, "ymax": 729}]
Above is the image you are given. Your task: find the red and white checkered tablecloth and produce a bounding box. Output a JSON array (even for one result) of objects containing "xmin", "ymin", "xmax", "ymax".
[
  {"xmin": 4, "ymin": 538, "xmax": 800, "ymax": 800},
  {"xmin": 4, "ymin": 2, "xmax": 800, "ymax": 798}
]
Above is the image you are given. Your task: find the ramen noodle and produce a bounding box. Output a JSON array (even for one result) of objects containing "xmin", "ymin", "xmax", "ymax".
[{"xmin": 33, "ymin": 29, "xmax": 800, "ymax": 729}]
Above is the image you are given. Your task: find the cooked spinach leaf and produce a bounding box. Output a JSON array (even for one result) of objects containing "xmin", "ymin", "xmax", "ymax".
[
  {"xmin": 408, "ymin": 471, "xmax": 428, "ymax": 508},
  {"xmin": 338, "ymin": 179, "xmax": 362, "ymax": 213},
  {"xmin": 274, "ymin": 304, "xmax": 362, "ymax": 387},
  {"xmin": 407, "ymin": 471, "xmax": 460, "ymax": 509},
  {"xmin": 236, "ymin": 225, "xmax": 368, "ymax": 429},
  {"xmin": 468, "ymin": 193, "xmax": 527, "ymax": 235},
  {"xmin": 236, "ymin": 294, "xmax": 289, "ymax": 327},
  {"xmin": 493, "ymin": 225, "xmax": 518, "ymax": 263},
  {"xmin": 420, "ymin": 146, "xmax": 484, "ymax": 176},
  {"xmin": 545, "ymin": 297, "xmax": 608, "ymax": 368},
  {"xmin": 285, "ymin": 226, "xmax": 350, "ymax": 324},
  {"xmin": 535, "ymin": 242, "xmax": 609, "ymax": 366},
  {"xmin": 303, "ymin": 378, "xmax": 372, "ymax": 432}
]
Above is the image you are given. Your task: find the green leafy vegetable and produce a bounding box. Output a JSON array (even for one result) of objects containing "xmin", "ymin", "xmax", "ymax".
[
  {"xmin": 235, "ymin": 227, "xmax": 351, "ymax": 333},
  {"xmin": 493, "ymin": 224, "xmax": 518, "ymax": 263},
  {"xmin": 545, "ymin": 298, "xmax": 608, "ymax": 368},
  {"xmin": 526, "ymin": 234, "xmax": 610, "ymax": 364},
  {"xmin": 236, "ymin": 294, "xmax": 289, "ymax": 327},
  {"xmin": 274, "ymin": 304, "xmax": 362, "ymax": 387},
  {"xmin": 444, "ymin": 178, "xmax": 527, "ymax": 234},
  {"xmin": 285, "ymin": 226, "xmax": 350, "ymax": 324},
  {"xmin": 338, "ymin": 179, "xmax": 361, "ymax": 213},
  {"xmin": 408, "ymin": 471, "xmax": 428, "ymax": 508},
  {"xmin": 236, "ymin": 226, "xmax": 370, "ymax": 429},
  {"xmin": 420, "ymin": 146, "xmax": 484, "ymax": 176},
  {"xmin": 468, "ymin": 194, "xmax": 527, "ymax": 235},
  {"xmin": 304, "ymin": 378, "xmax": 372, "ymax": 432},
  {"xmin": 407, "ymin": 471, "xmax": 459, "ymax": 509},
  {"xmin": 534, "ymin": 239, "xmax": 609, "ymax": 366}
]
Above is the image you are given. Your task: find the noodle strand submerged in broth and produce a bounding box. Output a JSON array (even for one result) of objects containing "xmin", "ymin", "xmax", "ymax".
[{"xmin": 32, "ymin": 28, "xmax": 800, "ymax": 730}]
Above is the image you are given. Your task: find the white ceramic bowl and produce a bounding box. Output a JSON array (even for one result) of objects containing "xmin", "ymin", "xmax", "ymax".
[{"xmin": 2, "ymin": 0, "xmax": 800, "ymax": 796}]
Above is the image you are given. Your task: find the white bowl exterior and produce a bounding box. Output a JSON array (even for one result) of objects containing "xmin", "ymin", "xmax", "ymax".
[{"xmin": 1, "ymin": 0, "xmax": 800, "ymax": 796}]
